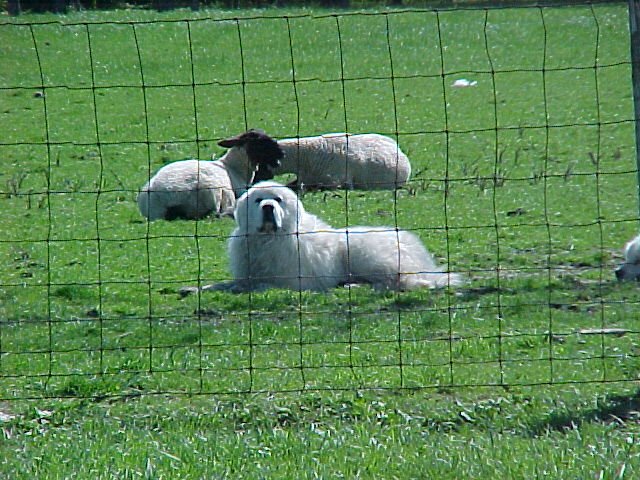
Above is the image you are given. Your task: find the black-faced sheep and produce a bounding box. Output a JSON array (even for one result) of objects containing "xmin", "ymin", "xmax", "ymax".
[
  {"xmin": 137, "ymin": 130, "xmax": 283, "ymax": 221},
  {"xmin": 252, "ymin": 132, "xmax": 412, "ymax": 191}
]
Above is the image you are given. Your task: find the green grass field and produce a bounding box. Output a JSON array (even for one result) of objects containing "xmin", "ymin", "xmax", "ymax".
[{"xmin": 2, "ymin": 3, "xmax": 640, "ymax": 477}]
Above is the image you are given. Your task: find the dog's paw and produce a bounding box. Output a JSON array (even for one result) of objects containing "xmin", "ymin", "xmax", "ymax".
[
  {"xmin": 179, "ymin": 286, "xmax": 200, "ymax": 297},
  {"xmin": 208, "ymin": 281, "xmax": 238, "ymax": 292},
  {"xmin": 180, "ymin": 282, "xmax": 237, "ymax": 296}
]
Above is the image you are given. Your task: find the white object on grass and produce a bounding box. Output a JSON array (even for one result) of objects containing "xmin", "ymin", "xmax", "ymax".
[{"xmin": 451, "ymin": 79, "xmax": 478, "ymax": 88}]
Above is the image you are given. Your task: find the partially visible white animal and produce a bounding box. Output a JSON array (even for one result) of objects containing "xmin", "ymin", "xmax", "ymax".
[
  {"xmin": 181, "ymin": 181, "xmax": 460, "ymax": 295},
  {"xmin": 137, "ymin": 130, "xmax": 283, "ymax": 221},
  {"xmin": 615, "ymin": 234, "xmax": 640, "ymax": 281},
  {"xmin": 253, "ymin": 132, "xmax": 411, "ymax": 191}
]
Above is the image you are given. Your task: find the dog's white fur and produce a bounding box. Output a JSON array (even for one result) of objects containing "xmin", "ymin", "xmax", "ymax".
[
  {"xmin": 615, "ymin": 234, "xmax": 640, "ymax": 281},
  {"xmin": 185, "ymin": 181, "xmax": 460, "ymax": 294}
]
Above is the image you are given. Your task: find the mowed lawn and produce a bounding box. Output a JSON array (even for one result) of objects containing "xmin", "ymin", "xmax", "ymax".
[{"xmin": 1, "ymin": 3, "xmax": 640, "ymax": 478}]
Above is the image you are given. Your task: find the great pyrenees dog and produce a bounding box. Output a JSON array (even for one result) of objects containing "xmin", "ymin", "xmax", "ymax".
[
  {"xmin": 181, "ymin": 181, "xmax": 460, "ymax": 294},
  {"xmin": 615, "ymin": 234, "xmax": 640, "ymax": 281}
]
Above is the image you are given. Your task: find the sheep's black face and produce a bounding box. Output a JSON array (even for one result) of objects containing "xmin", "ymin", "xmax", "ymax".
[
  {"xmin": 253, "ymin": 162, "xmax": 276, "ymax": 182},
  {"xmin": 218, "ymin": 129, "xmax": 283, "ymax": 171},
  {"xmin": 218, "ymin": 129, "xmax": 267, "ymax": 148},
  {"xmin": 246, "ymin": 137, "xmax": 283, "ymax": 170}
]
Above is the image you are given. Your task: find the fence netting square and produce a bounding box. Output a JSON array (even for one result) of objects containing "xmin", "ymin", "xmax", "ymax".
[{"xmin": 1, "ymin": 2, "xmax": 639, "ymax": 400}]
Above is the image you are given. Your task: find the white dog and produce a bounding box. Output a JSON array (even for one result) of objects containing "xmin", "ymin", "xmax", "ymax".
[
  {"xmin": 615, "ymin": 234, "xmax": 640, "ymax": 281},
  {"xmin": 182, "ymin": 181, "xmax": 460, "ymax": 294}
]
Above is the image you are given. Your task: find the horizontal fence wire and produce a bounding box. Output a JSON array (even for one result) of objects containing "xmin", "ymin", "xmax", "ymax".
[{"xmin": 1, "ymin": 1, "xmax": 639, "ymax": 400}]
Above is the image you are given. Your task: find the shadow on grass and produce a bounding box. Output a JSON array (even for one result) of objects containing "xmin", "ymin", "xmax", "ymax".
[
  {"xmin": 458, "ymin": 274, "xmax": 627, "ymax": 303},
  {"xmin": 531, "ymin": 388, "xmax": 640, "ymax": 436}
]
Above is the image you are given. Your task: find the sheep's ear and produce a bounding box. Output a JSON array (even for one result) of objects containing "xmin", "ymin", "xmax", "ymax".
[
  {"xmin": 218, "ymin": 129, "xmax": 268, "ymax": 148},
  {"xmin": 218, "ymin": 134, "xmax": 243, "ymax": 148}
]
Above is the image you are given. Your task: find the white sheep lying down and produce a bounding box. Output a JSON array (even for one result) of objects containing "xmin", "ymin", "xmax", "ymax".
[
  {"xmin": 137, "ymin": 130, "xmax": 283, "ymax": 221},
  {"xmin": 253, "ymin": 132, "xmax": 412, "ymax": 190}
]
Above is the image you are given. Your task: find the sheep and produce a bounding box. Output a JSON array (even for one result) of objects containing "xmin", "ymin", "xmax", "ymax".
[
  {"xmin": 252, "ymin": 132, "xmax": 412, "ymax": 191},
  {"xmin": 137, "ymin": 130, "xmax": 283, "ymax": 221},
  {"xmin": 615, "ymin": 234, "xmax": 640, "ymax": 281}
]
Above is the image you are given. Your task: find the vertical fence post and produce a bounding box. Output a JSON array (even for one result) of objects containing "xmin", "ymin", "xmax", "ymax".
[{"xmin": 629, "ymin": 0, "xmax": 640, "ymax": 213}]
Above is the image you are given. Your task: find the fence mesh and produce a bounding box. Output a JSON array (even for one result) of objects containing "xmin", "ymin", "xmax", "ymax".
[{"xmin": 1, "ymin": 2, "xmax": 638, "ymax": 400}]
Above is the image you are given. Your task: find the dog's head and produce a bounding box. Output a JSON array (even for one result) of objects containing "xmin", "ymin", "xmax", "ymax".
[
  {"xmin": 234, "ymin": 181, "xmax": 302, "ymax": 235},
  {"xmin": 615, "ymin": 235, "xmax": 640, "ymax": 281},
  {"xmin": 218, "ymin": 129, "xmax": 283, "ymax": 177}
]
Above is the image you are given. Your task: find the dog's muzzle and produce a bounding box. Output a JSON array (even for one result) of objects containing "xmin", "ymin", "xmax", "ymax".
[{"xmin": 259, "ymin": 203, "xmax": 278, "ymax": 233}]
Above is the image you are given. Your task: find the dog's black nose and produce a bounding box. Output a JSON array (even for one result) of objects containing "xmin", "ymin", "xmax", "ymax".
[
  {"xmin": 615, "ymin": 267, "xmax": 624, "ymax": 281},
  {"xmin": 261, "ymin": 203, "xmax": 277, "ymax": 232}
]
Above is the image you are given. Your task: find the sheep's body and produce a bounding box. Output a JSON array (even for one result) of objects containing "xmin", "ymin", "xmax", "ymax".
[
  {"xmin": 137, "ymin": 154, "xmax": 249, "ymax": 221},
  {"xmin": 138, "ymin": 160, "xmax": 246, "ymax": 221},
  {"xmin": 137, "ymin": 130, "xmax": 283, "ymax": 221},
  {"xmin": 258, "ymin": 133, "xmax": 411, "ymax": 190}
]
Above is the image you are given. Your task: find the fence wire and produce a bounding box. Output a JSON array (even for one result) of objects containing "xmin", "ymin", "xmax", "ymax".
[{"xmin": 0, "ymin": 2, "xmax": 638, "ymax": 400}]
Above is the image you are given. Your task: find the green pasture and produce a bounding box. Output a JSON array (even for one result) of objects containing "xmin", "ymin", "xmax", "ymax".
[{"xmin": 1, "ymin": 3, "xmax": 640, "ymax": 478}]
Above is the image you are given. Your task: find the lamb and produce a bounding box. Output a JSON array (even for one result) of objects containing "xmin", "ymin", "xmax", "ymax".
[
  {"xmin": 137, "ymin": 130, "xmax": 283, "ymax": 221},
  {"xmin": 252, "ymin": 132, "xmax": 411, "ymax": 191},
  {"xmin": 615, "ymin": 234, "xmax": 640, "ymax": 281}
]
